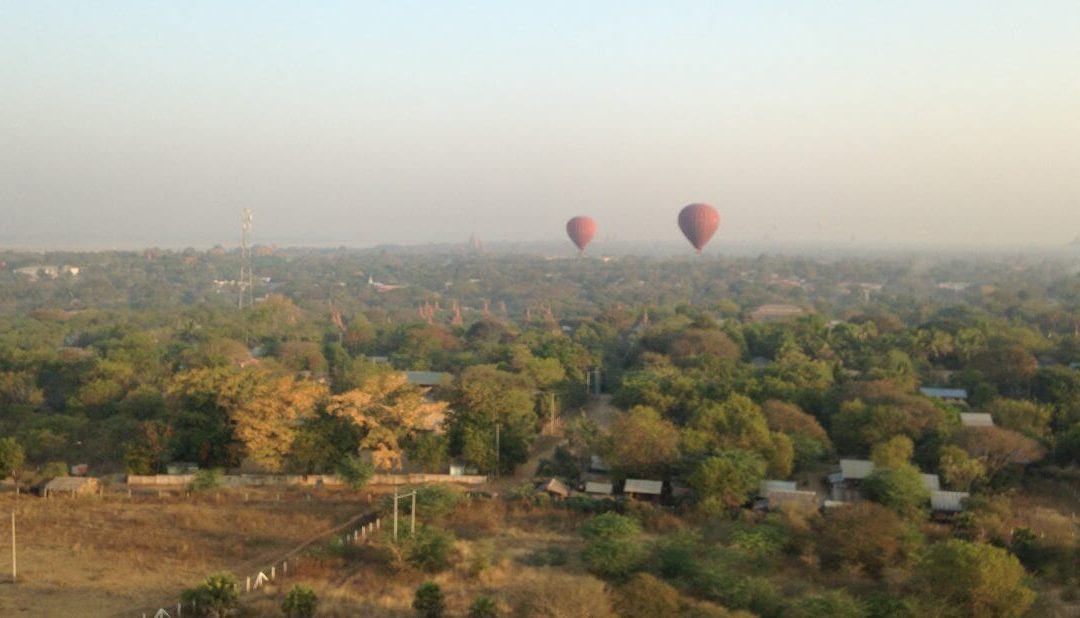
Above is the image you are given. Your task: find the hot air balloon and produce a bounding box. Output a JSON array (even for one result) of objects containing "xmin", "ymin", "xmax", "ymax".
[
  {"xmin": 566, "ymin": 216, "xmax": 597, "ymax": 255},
  {"xmin": 678, "ymin": 203, "xmax": 720, "ymax": 254}
]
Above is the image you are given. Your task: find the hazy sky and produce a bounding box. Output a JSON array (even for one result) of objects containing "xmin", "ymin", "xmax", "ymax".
[{"xmin": 2, "ymin": 2, "xmax": 1079, "ymax": 249}]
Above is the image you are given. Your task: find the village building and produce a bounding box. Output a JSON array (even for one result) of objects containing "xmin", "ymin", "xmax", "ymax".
[
  {"xmin": 623, "ymin": 478, "xmax": 663, "ymax": 501},
  {"xmin": 960, "ymin": 412, "xmax": 995, "ymax": 428}
]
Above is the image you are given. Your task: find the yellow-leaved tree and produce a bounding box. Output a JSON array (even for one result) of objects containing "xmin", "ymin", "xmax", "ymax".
[
  {"xmin": 328, "ymin": 373, "xmax": 448, "ymax": 471},
  {"xmin": 233, "ymin": 375, "xmax": 328, "ymax": 472}
]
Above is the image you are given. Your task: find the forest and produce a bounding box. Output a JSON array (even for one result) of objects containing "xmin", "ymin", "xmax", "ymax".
[{"xmin": 2, "ymin": 246, "xmax": 1080, "ymax": 616}]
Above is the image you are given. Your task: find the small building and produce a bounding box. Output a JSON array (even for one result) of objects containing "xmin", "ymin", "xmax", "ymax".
[
  {"xmin": 921, "ymin": 474, "xmax": 941, "ymax": 492},
  {"xmin": 539, "ymin": 478, "xmax": 570, "ymax": 499},
  {"xmin": 930, "ymin": 490, "xmax": 969, "ymax": 514},
  {"xmin": 960, "ymin": 413, "xmax": 995, "ymax": 428},
  {"xmin": 830, "ymin": 459, "xmax": 875, "ymax": 502},
  {"xmin": 44, "ymin": 476, "xmax": 99, "ymax": 498},
  {"xmin": 584, "ymin": 481, "xmax": 614, "ymax": 496},
  {"xmin": 589, "ymin": 455, "xmax": 611, "ymax": 474},
  {"xmin": 406, "ymin": 371, "xmax": 452, "ymax": 387},
  {"xmin": 920, "ymin": 387, "xmax": 968, "ymax": 403},
  {"xmin": 760, "ymin": 480, "xmax": 797, "ymax": 496},
  {"xmin": 766, "ymin": 489, "xmax": 820, "ymax": 512},
  {"xmin": 623, "ymin": 479, "xmax": 663, "ymax": 500}
]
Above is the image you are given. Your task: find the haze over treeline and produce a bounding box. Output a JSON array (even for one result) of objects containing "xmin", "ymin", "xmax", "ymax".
[{"xmin": 2, "ymin": 2, "xmax": 1079, "ymax": 249}]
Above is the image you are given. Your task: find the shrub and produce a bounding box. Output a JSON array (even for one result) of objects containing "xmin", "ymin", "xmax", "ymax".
[
  {"xmin": 180, "ymin": 572, "xmax": 239, "ymax": 617},
  {"xmin": 281, "ymin": 585, "xmax": 318, "ymax": 618},
  {"xmin": 468, "ymin": 595, "xmax": 498, "ymax": 618},
  {"xmin": 650, "ymin": 531, "xmax": 703, "ymax": 580},
  {"xmin": 413, "ymin": 581, "xmax": 445, "ymax": 618},
  {"xmin": 787, "ymin": 590, "xmax": 864, "ymax": 618},
  {"xmin": 190, "ymin": 468, "xmax": 222, "ymax": 491},
  {"xmin": 914, "ymin": 539, "xmax": 1035, "ymax": 617},
  {"xmin": 41, "ymin": 461, "xmax": 69, "ymax": 481},
  {"xmin": 406, "ymin": 526, "xmax": 455, "ymax": 572},
  {"xmin": 691, "ymin": 567, "xmax": 783, "ymax": 618},
  {"xmin": 614, "ymin": 573, "xmax": 681, "ymax": 618},
  {"xmin": 580, "ymin": 512, "xmax": 644, "ymax": 578},
  {"xmin": 336, "ymin": 453, "xmax": 374, "ymax": 490},
  {"xmin": 509, "ymin": 571, "xmax": 617, "ymax": 617}
]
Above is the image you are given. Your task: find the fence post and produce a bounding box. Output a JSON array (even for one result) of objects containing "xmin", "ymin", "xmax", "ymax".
[
  {"xmin": 271, "ymin": 566, "xmax": 275, "ymax": 581},
  {"xmin": 246, "ymin": 576, "xmax": 251, "ymax": 592}
]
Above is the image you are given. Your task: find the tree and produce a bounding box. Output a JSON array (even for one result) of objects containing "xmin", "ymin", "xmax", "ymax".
[
  {"xmin": 984, "ymin": 399, "xmax": 1051, "ymax": 439},
  {"xmin": 407, "ymin": 432, "xmax": 449, "ymax": 473},
  {"xmin": 687, "ymin": 449, "xmax": 766, "ymax": 512},
  {"xmin": 180, "ymin": 573, "xmax": 240, "ymax": 617},
  {"xmin": 939, "ymin": 445, "xmax": 986, "ymax": 491},
  {"xmin": 233, "ymin": 375, "xmax": 327, "ymax": 471},
  {"xmin": 0, "ymin": 437, "xmax": 25, "ymax": 487},
  {"xmin": 683, "ymin": 395, "xmax": 792, "ymax": 478},
  {"xmin": 871, "ymin": 435, "xmax": 914, "ymax": 469},
  {"xmin": 762, "ymin": 399, "xmax": 831, "ymax": 468},
  {"xmin": 914, "ymin": 539, "xmax": 1035, "ymax": 617},
  {"xmin": 413, "ymin": 582, "xmax": 446, "ymax": 618},
  {"xmin": 603, "ymin": 406, "xmax": 680, "ymax": 477},
  {"xmin": 816, "ymin": 502, "xmax": 914, "ymax": 578},
  {"xmin": 336, "ymin": 453, "xmax": 374, "ymax": 490},
  {"xmin": 329, "ymin": 372, "xmax": 449, "ymax": 471},
  {"xmin": 282, "ymin": 585, "xmax": 318, "ymax": 618},
  {"xmin": 448, "ymin": 365, "xmax": 537, "ymax": 473},
  {"xmin": 614, "ymin": 573, "xmax": 681, "ymax": 618},
  {"xmin": 862, "ymin": 464, "xmax": 929, "ymax": 519},
  {"xmin": 955, "ymin": 427, "xmax": 1045, "ymax": 482},
  {"xmin": 580, "ymin": 513, "xmax": 644, "ymax": 579}
]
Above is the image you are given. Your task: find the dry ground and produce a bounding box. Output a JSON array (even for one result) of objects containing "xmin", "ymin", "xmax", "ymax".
[{"xmin": 0, "ymin": 487, "xmax": 375, "ymax": 617}]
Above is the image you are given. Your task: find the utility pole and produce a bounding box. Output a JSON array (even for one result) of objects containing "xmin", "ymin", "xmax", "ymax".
[
  {"xmin": 494, "ymin": 423, "xmax": 501, "ymax": 479},
  {"xmin": 549, "ymin": 392, "xmax": 556, "ymax": 434},
  {"xmin": 392, "ymin": 491, "xmax": 417, "ymax": 542},
  {"xmin": 10, "ymin": 511, "xmax": 15, "ymax": 584}
]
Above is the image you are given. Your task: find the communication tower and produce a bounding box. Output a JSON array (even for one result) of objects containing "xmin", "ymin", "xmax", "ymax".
[{"xmin": 238, "ymin": 208, "xmax": 254, "ymax": 309}]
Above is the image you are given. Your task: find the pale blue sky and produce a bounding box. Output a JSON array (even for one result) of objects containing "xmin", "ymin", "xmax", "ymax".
[{"xmin": 2, "ymin": 2, "xmax": 1078, "ymax": 248}]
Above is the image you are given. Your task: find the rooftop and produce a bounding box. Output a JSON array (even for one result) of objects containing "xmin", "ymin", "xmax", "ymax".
[
  {"xmin": 839, "ymin": 459, "xmax": 875, "ymax": 480},
  {"xmin": 920, "ymin": 387, "xmax": 968, "ymax": 400},
  {"xmin": 960, "ymin": 412, "xmax": 995, "ymax": 427},
  {"xmin": 623, "ymin": 479, "xmax": 663, "ymax": 495}
]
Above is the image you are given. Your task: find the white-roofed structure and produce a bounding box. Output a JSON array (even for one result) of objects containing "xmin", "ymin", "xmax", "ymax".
[
  {"xmin": 921, "ymin": 474, "xmax": 941, "ymax": 491},
  {"xmin": 920, "ymin": 387, "xmax": 968, "ymax": 402},
  {"xmin": 539, "ymin": 478, "xmax": 570, "ymax": 499},
  {"xmin": 839, "ymin": 459, "xmax": 875, "ymax": 480},
  {"xmin": 760, "ymin": 480, "xmax": 797, "ymax": 495},
  {"xmin": 960, "ymin": 413, "xmax": 995, "ymax": 428},
  {"xmin": 766, "ymin": 489, "xmax": 820, "ymax": 512},
  {"xmin": 930, "ymin": 490, "xmax": 969, "ymax": 513},
  {"xmin": 585, "ymin": 481, "xmax": 614, "ymax": 496},
  {"xmin": 623, "ymin": 479, "xmax": 663, "ymax": 499}
]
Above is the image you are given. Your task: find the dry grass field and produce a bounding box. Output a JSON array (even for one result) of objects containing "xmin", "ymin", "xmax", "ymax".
[{"xmin": 0, "ymin": 487, "xmax": 374, "ymax": 617}]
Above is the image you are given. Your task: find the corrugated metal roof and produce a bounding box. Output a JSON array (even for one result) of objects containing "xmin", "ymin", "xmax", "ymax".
[
  {"xmin": 585, "ymin": 481, "xmax": 613, "ymax": 495},
  {"xmin": 960, "ymin": 413, "xmax": 995, "ymax": 427},
  {"xmin": 766, "ymin": 489, "xmax": 820, "ymax": 510},
  {"xmin": 839, "ymin": 459, "xmax": 875, "ymax": 480},
  {"xmin": 760, "ymin": 480, "xmax": 797, "ymax": 495},
  {"xmin": 624, "ymin": 479, "xmax": 663, "ymax": 495},
  {"xmin": 920, "ymin": 387, "xmax": 968, "ymax": 400},
  {"xmin": 921, "ymin": 474, "xmax": 941, "ymax": 491},
  {"xmin": 406, "ymin": 371, "xmax": 451, "ymax": 386},
  {"xmin": 930, "ymin": 490, "xmax": 969, "ymax": 512},
  {"xmin": 540, "ymin": 478, "xmax": 570, "ymax": 497}
]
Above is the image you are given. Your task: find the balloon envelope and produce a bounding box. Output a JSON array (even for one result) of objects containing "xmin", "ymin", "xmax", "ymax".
[
  {"xmin": 678, "ymin": 203, "xmax": 720, "ymax": 253},
  {"xmin": 566, "ymin": 216, "xmax": 597, "ymax": 253}
]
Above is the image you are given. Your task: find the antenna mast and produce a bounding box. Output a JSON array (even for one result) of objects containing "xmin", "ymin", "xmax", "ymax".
[{"xmin": 238, "ymin": 208, "xmax": 254, "ymax": 309}]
